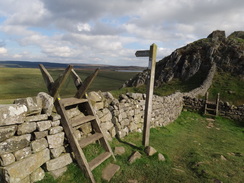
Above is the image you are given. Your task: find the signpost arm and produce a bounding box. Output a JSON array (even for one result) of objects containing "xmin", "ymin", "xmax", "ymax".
[{"xmin": 142, "ymin": 43, "xmax": 157, "ymax": 147}]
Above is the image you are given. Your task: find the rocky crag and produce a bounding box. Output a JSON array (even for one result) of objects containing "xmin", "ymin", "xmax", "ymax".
[{"xmin": 124, "ymin": 30, "xmax": 244, "ymax": 88}]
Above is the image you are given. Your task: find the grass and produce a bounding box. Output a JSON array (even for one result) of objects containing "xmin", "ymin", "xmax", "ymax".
[
  {"xmin": 38, "ymin": 111, "xmax": 244, "ymax": 183},
  {"xmin": 0, "ymin": 68, "xmax": 137, "ymax": 103}
]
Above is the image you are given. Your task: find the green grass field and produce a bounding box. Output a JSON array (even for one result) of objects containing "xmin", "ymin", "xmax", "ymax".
[
  {"xmin": 0, "ymin": 68, "xmax": 138, "ymax": 103},
  {"xmin": 38, "ymin": 112, "xmax": 244, "ymax": 183}
]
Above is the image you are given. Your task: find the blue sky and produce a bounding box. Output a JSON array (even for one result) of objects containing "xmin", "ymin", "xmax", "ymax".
[{"xmin": 0, "ymin": 0, "xmax": 243, "ymax": 66}]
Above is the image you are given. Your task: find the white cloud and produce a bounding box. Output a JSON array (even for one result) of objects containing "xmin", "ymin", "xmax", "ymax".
[
  {"xmin": 0, "ymin": 0, "xmax": 243, "ymax": 65},
  {"xmin": 0, "ymin": 47, "xmax": 7, "ymax": 54}
]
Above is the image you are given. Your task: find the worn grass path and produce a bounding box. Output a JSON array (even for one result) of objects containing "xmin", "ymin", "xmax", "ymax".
[{"xmin": 38, "ymin": 111, "xmax": 244, "ymax": 183}]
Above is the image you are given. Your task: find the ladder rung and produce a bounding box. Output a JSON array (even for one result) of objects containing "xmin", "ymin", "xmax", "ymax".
[
  {"xmin": 60, "ymin": 97, "xmax": 88, "ymax": 107},
  {"xmin": 206, "ymin": 108, "xmax": 216, "ymax": 111},
  {"xmin": 89, "ymin": 152, "xmax": 111, "ymax": 171},
  {"xmin": 79, "ymin": 133, "xmax": 103, "ymax": 148},
  {"xmin": 70, "ymin": 115, "xmax": 96, "ymax": 128},
  {"xmin": 206, "ymin": 101, "xmax": 216, "ymax": 105},
  {"xmin": 204, "ymin": 113, "xmax": 216, "ymax": 117}
]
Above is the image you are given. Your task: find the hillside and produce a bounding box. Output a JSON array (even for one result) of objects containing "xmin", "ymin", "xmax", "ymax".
[
  {"xmin": 0, "ymin": 61, "xmax": 145, "ymax": 71},
  {"xmin": 124, "ymin": 30, "xmax": 244, "ymax": 88}
]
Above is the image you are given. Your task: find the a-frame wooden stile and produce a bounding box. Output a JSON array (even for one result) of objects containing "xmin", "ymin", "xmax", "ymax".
[{"xmin": 39, "ymin": 64, "xmax": 115, "ymax": 183}]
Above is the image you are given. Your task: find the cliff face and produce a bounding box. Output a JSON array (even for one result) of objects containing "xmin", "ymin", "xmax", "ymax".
[{"xmin": 124, "ymin": 30, "xmax": 244, "ymax": 87}]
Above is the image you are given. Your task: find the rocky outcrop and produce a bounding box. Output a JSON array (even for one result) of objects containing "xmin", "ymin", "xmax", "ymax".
[{"xmin": 124, "ymin": 30, "xmax": 244, "ymax": 88}]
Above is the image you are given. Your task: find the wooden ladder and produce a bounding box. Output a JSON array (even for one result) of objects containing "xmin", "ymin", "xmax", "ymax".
[
  {"xmin": 204, "ymin": 92, "xmax": 220, "ymax": 117},
  {"xmin": 39, "ymin": 64, "xmax": 115, "ymax": 183}
]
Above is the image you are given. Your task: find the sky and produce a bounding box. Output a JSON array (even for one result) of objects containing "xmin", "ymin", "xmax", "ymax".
[{"xmin": 0, "ymin": 0, "xmax": 243, "ymax": 67}]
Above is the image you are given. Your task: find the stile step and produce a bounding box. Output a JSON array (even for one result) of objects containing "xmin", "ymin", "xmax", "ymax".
[
  {"xmin": 79, "ymin": 133, "xmax": 103, "ymax": 148},
  {"xmin": 70, "ymin": 115, "xmax": 96, "ymax": 128},
  {"xmin": 89, "ymin": 152, "xmax": 111, "ymax": 171},
  {"xmin": 60, "ymin": 97, "xmax": 88, "ymax": 107}
]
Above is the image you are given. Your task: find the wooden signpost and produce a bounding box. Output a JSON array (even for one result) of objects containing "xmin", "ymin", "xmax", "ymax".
[{"xmin": 135, "ymin": 43, "xmax": 157, "ymax": 147}]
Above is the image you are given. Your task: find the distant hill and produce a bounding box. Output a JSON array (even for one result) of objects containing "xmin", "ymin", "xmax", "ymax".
[
  {"xmin": 0, "ymin": 61, "xmax": 145, "ymax": 71},
  {"xmin": 124, "ymin": 30, "xmax": 244, "ymax": 87}
]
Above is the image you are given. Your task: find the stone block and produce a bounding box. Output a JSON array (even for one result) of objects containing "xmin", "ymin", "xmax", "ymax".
[
  {"xmin": 50, "ymin": 120, "xmax": 60, "ymax": 127},
  {"xmin": 114, "ymin": 147, "xmax": 125, "ymax": 155},
  {"xmin": 0, "ymin": 134, "xmax": 31, "ymax": 154},
  {"xmin": 34, "ymin": 131, "xmax": 48, "ymax": 139},
  {"xmin": 13, "ymin": 147, "xmax": 32, "ymax": 161},
  {"xmin": 30, "ymin": 167, "xmax": 45, "ymax": 183},
  {"xmin": 145, "ymin": 146, "xmax": 157, "ymax": 156},
  {"xmin": 17, "ymin": 122, "xmax": 36, "ymax": 135},
  {"xmin": 66, "ymin": 108, "xmax": 81, "ymax": 119},
  {"xmin": 94, "ymin": 102, "xmax": 104, "ymax": 110},
  {"xmin": 128, "ymin": 151, "xmax": 141, "ymax": 164},
  {"xmin": 31, "ymin": 138, "xmax": 48, "ymax": 153},
  {"xmin": 25, "ymin": 114, "xmax": 48, "ymax": 122},
  {"xmin": 50, "ymin": 114, "xmax": 61, "ymax": 121},
  {"xmin": 79, "ymin": 123, "xmax": 92, "ymax": 135},
  {"xmin": 88, "ymin": 91, "xmax": 102, "ymax": 102},
  {"xmin": 0, "ymin": 153, "xmax": 15, "ymax": 166},
  {"xmin": 49, "ymin": 126, "xmax": 63, "ymax": 135},
  {"xmin": 102, "ymin": 163, "xmax": 120, "ymax": 182},
  {"xmin": 0, "ymin": 148, "xmax": 50, "ymax": 183},
  {"xmin": 100, "ymin": 121, "xmax": 114, "ymax": 131},
  {"xmin": 50, "ymin": 146, "xmax": 65, "ymax": 158},
  {"xmin": 45, "ymin": 153, "xmax": 72, "ymax": 171},
  {"xmin": 100, "ymin": 111, "xmax": 112, "ymax": 122},
  {"xmin": 0, "ymin": 125, "xmax": 17, "ymax": 142},
  {"xmin": 109, "ymin": 127, "xmax": 116, "ymax": 138},
  {"xmin": 49, "ymin": 166, "xmax": 67, "ymax": 179},
  {"xmin": 37, "ymin": 92, "xmax": 54, "ymax": 116},
  {"xmin": 37, "ymin": 120, "xmax": 51, "ymax": 131},
  {"xmin": 0, "ymin": 104, "xmax": 27, "ymax": 127},
  {"xmin": 158, "ymin": 153, "xmax": 166, "ymax": 161},
  {"xmin": 47, "ymin": 132, "xmax": 64, "ymax": 148},
  {"xmin": 14, "ymin": 97, "xmax": 42, "ymax": 115}
]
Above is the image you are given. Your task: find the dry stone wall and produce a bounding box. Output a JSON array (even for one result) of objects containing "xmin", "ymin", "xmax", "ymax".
[
  {"xmin": 183, "ymin": 96, "xmax": 244, "ymax": 122},
  {"xmin": 0, "ymin": 92, "xmax": 72, "ymax": 183}
]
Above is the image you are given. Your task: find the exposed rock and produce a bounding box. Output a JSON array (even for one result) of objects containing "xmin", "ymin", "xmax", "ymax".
[
  {"xmin": 0, "ymin": 104, "xmax": 27, "ymax": 127},
  {"xmin": 145, "ymin": 146, "xmax": 157, "ymax": 156},
  {"xmin": 45, "ymin": 153, "xmax": 72, "ymax": 171},
  {"xmin": 114, "ymin": 147, "xmax": 125, "ymax": 155},
  {"xmin": 124, "ymin": 30, "xmax": 244, "ymax": 88},
  {"xmin": 79, "ymin": 123, "xmax": 92, "ymax": 135},
  {"xmin": 50, "ymin": 114, "xmax": 61, "ymax": 121},
  {"xmin": 0, "ymin": 134, "xmax": 31, "ymax": 154},
  {"xmin": 0, "ymin": 148, "xmax": 50, "ymax": 183},
  {"xmin": 50, "ymin": 120, "xmax": 60, "ymax": 127},
  {"xmin": 0, "ymin": 125, "xmax": 17, "ymax": 142},
  {"xmin": 128, "ymin": 151, "xmax": 141, "ymax": 164}
]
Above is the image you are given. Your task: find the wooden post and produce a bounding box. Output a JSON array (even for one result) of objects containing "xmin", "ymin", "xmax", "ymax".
[
  {"xmin": 216, "ymin": 93, "xmax": 220, "ymax": 116},
  {"xmin": 142, "ymin": 43, "xmax": 157, "ymax": 147}
]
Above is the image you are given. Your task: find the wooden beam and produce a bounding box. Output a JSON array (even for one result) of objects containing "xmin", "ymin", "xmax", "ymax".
[
  {"xmin": 75, "ymin": 68, "xmax": 99, "ymax": 99},
  {"xmin": 71, "ymin": 69, "xmax": 83, "ymax": 89},
  {"xmin": 143, "ymin": 43, "xmax": 157, "ymax": 147},
  {"xmin": 50, "ymin": 65, "xmax": 73, "ymax": 100},
  {"xmin": 39, "ymin": 64, "xmax": 54, "ymax": 92}
]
